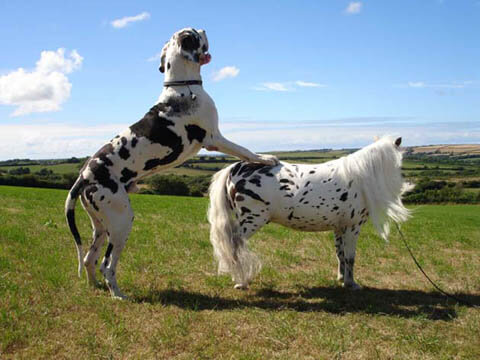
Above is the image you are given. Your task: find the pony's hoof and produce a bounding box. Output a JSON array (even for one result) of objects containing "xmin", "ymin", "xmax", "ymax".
[
  {"xmin": 234, "ymin": 283, "xmax": 248, "ymax": 290},
  {"xmin": 112, "ymin": 293, "xmax": 128, "ymax": 300},
  {"xmin": 344, "ymin": 282, "xmax": 362, "ymax": 290},
  {"xmin": 89, "ymin": 279, "xmax": 103, "ymax": 289}
]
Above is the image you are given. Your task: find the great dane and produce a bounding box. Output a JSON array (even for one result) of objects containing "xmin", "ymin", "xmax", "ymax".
[{"xmin": 65, "ymin": 28, "xmax": 277, "ymax": 299}]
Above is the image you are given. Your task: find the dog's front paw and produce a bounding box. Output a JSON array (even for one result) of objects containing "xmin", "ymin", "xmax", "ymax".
[{"xmin": 256, "ymin": 154, "xmax": 279, "ymax": 166}]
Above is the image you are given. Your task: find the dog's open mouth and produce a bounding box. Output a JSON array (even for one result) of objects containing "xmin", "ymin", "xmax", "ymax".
[{"xmin": 200, "ymin": 53, "xmax": 211, "ymax": 65}]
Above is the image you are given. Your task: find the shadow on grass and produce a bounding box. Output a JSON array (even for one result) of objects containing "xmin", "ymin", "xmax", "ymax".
[{"xmin": 133, "ymin": 286, "xmax": 480, "ymax": 321}]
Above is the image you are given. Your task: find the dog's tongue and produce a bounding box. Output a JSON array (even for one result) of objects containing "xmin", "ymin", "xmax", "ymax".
[{"xmin": 200, "ymin": 53, "xmax": 211, "ymax": 66}]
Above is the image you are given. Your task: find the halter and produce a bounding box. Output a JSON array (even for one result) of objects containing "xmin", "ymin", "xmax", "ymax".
[{"xmin": 163, "ymin": 80, "xmax": 202, "ymax": 100}]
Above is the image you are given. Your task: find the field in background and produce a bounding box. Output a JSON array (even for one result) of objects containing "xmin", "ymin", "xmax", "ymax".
[
  {"xmin": 412, "ymin": 144, "xmax": 480, "ymax": 155},
  {"xmin": 1, "ymin": 144, "xmax": 479, "ymax": 182},
  {"xmin": 1, "ymin": 185, "xmax": 479, "ymax": 359}
]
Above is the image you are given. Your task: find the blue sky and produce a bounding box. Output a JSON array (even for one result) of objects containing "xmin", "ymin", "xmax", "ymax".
[{"xmin": 0, "ymin": 0, "xmax": 479, "ymax": 160}]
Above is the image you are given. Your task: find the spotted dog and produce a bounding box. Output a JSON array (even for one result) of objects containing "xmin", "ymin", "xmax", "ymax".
[
  {"xmin": 65, "ymin": 28, "xmax": 277, "ymax": 299},
  {"xmin": 208, "ymin": 136, "xmax": 411, "ymax": 290}
]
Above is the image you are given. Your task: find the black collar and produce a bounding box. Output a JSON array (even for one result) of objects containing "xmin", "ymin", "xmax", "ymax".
[{"xmin": 163, "ymin": 80, "xmax": 202, "ymax": 87}]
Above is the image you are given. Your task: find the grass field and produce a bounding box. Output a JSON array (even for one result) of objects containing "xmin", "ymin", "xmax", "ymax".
[{"xmin": 1, "ymin": 185, "xmax": 479, "ymax": 359}]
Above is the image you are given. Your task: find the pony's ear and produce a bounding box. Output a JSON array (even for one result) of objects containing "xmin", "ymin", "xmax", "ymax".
[
  {"xmin": 395, "ymin": 137, "xmax": 402, "ymax": 147},
  {"xmin": 159, "ymin": 42, "xmax": 169, "ymax": 73},
  {"xmin": 373, "ymin": 136, "xmax": 380, "ymax": 142}
]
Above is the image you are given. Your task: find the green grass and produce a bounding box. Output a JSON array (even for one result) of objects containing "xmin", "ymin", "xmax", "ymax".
[{"xmin": 1, "ymin": 185, "xmax": 479, "ymax": 359}]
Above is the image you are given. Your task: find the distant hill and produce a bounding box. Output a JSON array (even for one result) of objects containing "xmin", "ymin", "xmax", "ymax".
[{"xmin": 409, "ymin": 144, "xmax": 480, "ymax": 156}]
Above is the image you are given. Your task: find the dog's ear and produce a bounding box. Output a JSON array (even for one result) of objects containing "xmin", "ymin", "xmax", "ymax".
[
  {"xmin": 159, "ymin": 41, "xmax": 169, "ymax": 73},
  {"xmin": 395, "ymin": 137, "xmax": 402, "ymax": 147}
]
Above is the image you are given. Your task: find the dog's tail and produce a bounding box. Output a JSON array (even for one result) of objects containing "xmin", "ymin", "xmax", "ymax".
[
  {"xmin": 65, "ymin": 176, "xmax": 86, "ymax": 277},
  {"xmin": 207, "ymin": 164, "xmax": 261, "ymax": 287}
]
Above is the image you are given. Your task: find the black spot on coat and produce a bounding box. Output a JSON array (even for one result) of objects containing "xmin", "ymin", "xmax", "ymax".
[
  {"xmin": 185, "ymin": 124, "xmax": 206, "ymax": 143},
  {"xmin": 240, "ymin": 207, "xmax": 251, "ymax": 216},
  {"xmin": 130, "ymin": 105, "xmax": 184, "ymax": 170},
  {"xmin": 235, "ymin": 179, "xmax": 265, "ymax": 203},
  {"xmin": 231, "ymin": 162, "xmax": 243, "ymax": 177},
  {"xmin": 118, "ymin": 146, "xmax": 130, "ymax": 160},
  {"xmin": 85, "ymin": 185, "xmax": 99, "ymax": 211},
  {"xmin": 131, "ymin": 137, "xmax": 138, "ymax": 148},
  {"xmin": 120, "ymin": 168, "xmax": 138, "ymax": 183},
  {"xmin": 92, "ymin": 143, "xmax": 114, "ymax": 166},
  {"xmin": 88, "ymin": 160, "xmax": 118, "ymax": 194}
]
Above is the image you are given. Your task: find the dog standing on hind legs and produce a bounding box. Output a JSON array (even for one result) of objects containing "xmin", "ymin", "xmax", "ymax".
[
  {"xmin": 208, "ymin": 136, "xmax": 412, "ymax": 290},
  {"xmin": 65, "ymin": 28, "xmax": 277, "ymax": 299}
]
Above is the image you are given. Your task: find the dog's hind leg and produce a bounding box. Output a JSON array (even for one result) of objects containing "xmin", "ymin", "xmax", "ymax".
[
  {"xmin": 80, "ymin": 194, "xmax": 107, "ymax": 288},
  {"xmin": 97, "ymin": 192, "xmax": 134, "ymax": 300},
  {"xmin": 102, "ymin": 229, "xmax": 132, "ymax": 299}
]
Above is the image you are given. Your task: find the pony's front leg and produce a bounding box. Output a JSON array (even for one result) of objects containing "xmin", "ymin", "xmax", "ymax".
[
  {"xmin": 333, "ymin": 231, "xmax": 345, "ymax": 282},
  {"xmin": 338, "ymin": 228, "xmax": 362, "ymax": 290}
]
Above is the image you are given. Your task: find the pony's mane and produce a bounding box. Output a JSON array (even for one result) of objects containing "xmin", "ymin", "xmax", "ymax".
[{"xmin": 336, "ymin": 136, "xmax": 409, "ymax": 239}]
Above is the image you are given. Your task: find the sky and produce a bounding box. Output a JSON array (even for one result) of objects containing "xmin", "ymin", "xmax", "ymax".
[{"xmin": 0, "ymin": 0, "xmax": 479, "ymax": 160}]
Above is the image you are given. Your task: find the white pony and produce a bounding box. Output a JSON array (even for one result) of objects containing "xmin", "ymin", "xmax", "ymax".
[{"xmin": 208, "ymin": 136, "xmax": 411, "ymax": 290}]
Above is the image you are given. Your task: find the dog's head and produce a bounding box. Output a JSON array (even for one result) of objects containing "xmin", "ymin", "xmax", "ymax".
[{"xmin": 159, "ymin": 28, "xmax": 211, "ymax": 73}]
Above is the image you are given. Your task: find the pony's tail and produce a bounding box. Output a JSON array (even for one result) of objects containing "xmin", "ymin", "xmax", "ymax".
[
  {"xmin": 207, "ymin": 164, "xmax": 261, "ymax": 287},
  {"xmin": 65, "ymin": 176, "xmax": 85, "ymax": 277}
]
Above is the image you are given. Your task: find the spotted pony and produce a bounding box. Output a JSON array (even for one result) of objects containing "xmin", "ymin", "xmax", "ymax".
[
  {"xmin": 208, "ymin": 136, "xmax": 412, "ymax": 290},
  {"xmin": 65, "ymin": 28, "xmax": 277, "ymax": 299}
]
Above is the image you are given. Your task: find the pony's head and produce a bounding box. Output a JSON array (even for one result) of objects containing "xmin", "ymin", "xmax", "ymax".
[{"xmin": 345, "ymin": 135, "xmax": 411, "ymax": 239}]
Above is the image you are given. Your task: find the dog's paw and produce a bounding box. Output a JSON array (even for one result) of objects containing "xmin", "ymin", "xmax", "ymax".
[{"xmin": 256, "ymin": 154, "xmax": 279, "ymax": 166}]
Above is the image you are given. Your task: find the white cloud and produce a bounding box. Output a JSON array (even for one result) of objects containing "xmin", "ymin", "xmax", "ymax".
[
  {"xmin": 408, "ymin": 81, "xmax": 426, "ymax": 88},
  {"xmin": 1, "ymin": 118, "xmax": 479, "ymax": 160},
  {"xmin": 254, "ymin": 80, "xmax": 326, "ymax": 92},
  {"xmin": 212, "ymin": 66, "xmax": 240, "ymax": 82},
  {"xmin": 0, "ymin": 48, "xmax": 83, "ymax": 116},
  {"xmin": 36, "ymin": 49, "xmax": 83, "ymax": 74},
  {"xmin": 254, "ymin": 82, "xmax": 291, "ymax": 92},
  {"xmin": 0, "ymin": 122, "xmax": 128, "ymax": 160},
  {"xmin": 111, "ymin": 12, "xmax": 150, "ymax": 29},
  {"xmin": 345, "ymin": 2, "xmax": 363, "ymax": 14},
  {"xmin": 295, "ymin": 80, "xmax": 326, "ymax": 88},
  {"xmin": 407, "ymin": 80, "xmax": 473, "ymax": 89}
]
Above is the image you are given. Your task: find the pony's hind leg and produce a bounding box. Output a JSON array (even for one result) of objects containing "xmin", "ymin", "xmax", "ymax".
[
  {"xmin": 231, "ymin": 204, "xmax": 270, "ymax": 289},
  {"xmin": 335, "ymin": 227, "xmax": 361, "ymax": 290}
]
